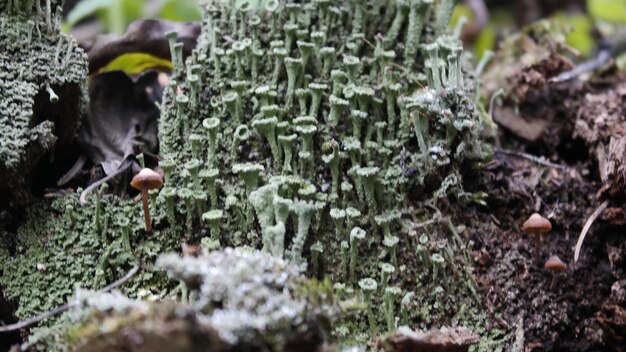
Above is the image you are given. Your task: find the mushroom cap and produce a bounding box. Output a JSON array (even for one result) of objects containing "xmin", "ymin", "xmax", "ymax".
[
  {"xmin": 189, "ymin": 133, "xmax": 203, "ymax": 142},
  {"xmin": 234, "ymin": 125, "xmax": 251, "ymax": 140},
  {"xmin": 350, "ymin": 109, "xmax": 368, "ymax": 120},
  {"xmin": 199, "ymin": 168, "xmax": 219, "ymax": 180},
  {"xmin": 255, "ymin": 85, "xmax": 271, "ymax": 95},
  {"xmin": 298, "ymin": 183, "xmax": 317, "ymax": 197},
  {"xmin": 321, "ymin": 153, "xmax": 335, "ymax": 164},
  {"xmin": 295, "ymin": 88, "xmax": 311, "ymax": 97},
  {"xmin": 230, "ymin": 80, "xmax": 249, "ymax": 90},
  {"xmin": 130, "ymin": 168, "xmax": 164, "ymax": 191},
  {"xmin": 353, "ymin": 85, "xmax": 375, "ymax": 97},
  {"xmin": 296, "ymin": 40, "xmax": 315, "ymax": 51},
  {"xmin": 544, "ymin": 255, "xmax": 566, "ymax": 272},
  {"xmin": 184, "ymin": 158, "xmax": 201, "ymax": 171},
  {"xmin": 284, "ymin": 56, "xmax": 303, "ymax": 66},
  {"xmin": 522, "ymin": 213, "xmax": 552, "ymax": 235}
]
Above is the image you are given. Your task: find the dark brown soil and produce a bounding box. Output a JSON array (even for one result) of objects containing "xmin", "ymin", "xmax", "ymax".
[
  {"xmin": 473, "ymin": 152, "xmax": 618, "ymax": 351},
  {"xmin": 472, "ymin": 42, "xmax": 626, "ymax": 351}
]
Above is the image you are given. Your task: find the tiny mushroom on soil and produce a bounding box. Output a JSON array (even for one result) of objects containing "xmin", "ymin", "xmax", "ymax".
[
  {"xmin": 130, "ymin": 168, "xmax": 164, "ymax": 232},
  {"xmin": 522, "ymin": 213, "xmax": 552, "ymax": 265},
  {"xmin": 544, "ymin": 255, "xmax": 567, "ymax": 290}
]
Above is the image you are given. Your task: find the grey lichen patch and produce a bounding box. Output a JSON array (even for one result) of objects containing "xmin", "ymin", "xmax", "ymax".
[
  {"xmin": 25, "ymin": 290, "xmax": 220, "ymax": 352},
  {"xmin": 157, "ymin": 248, "xmax": 337, "ymax": 348},
  {"xmin": 0, "ymin": 4, "xmax": 88, "ymax": 202},
  {"xmin": 30, "ymin": 249, "xmax": 337, "ymax": 352}
]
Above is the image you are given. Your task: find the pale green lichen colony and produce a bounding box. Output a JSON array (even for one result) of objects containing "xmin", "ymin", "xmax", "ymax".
[
  {"xmin": 154, "ymin": 0, "xmax": 497, "ymax": 344},
  {"xmin": 0, "ymin": 0, "xmax": 511, "ymax": 350}
]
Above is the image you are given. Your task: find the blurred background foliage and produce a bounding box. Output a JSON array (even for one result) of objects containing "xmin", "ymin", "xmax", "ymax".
[
  {"xmin": 63, "ymin": 0, "xmax": 202, "ymax": 34},
  {"xmin": 63, "ymin": 0, "xmax": 626, "ymax": 66},
  {"xmin": 450, "ymin": 0, "xmax": 626, "ymax": 58}
]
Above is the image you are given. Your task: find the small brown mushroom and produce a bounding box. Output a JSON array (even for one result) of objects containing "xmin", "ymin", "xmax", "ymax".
[
  {"xmin": 130, "ymin": 168, "xmax": 164, "ymax": 232},
  {"xmin": 544, "ymin": 255, "xmax": 566, "ymax": 289},
  {"xmin": 522, "ymin": 213, "xmax": 552, "ymax": 265}
]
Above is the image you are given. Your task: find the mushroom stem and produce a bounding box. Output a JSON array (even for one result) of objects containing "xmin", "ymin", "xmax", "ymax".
[
  {"xmin": 535, "ymin": 234, "xmax": 541, "ymax": 265},
  {"xmin": 141, "ymin": 190, "xmax": 151, "ymax": 232},
  {"xmin": 550, "ymin": 274, "xmax": 558, "ymax": 290}
]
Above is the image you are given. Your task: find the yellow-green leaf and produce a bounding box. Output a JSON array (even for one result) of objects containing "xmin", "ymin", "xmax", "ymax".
[{"xmin": 97, "ymin": 53, "xmax": 173, "ymax": 75}]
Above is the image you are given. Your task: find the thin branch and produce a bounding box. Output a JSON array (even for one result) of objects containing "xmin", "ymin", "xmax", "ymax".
[
  {"xmin": 102, "ymin": 264, "xmax": 140, "ymax": 292},
  {"xmin": 494, "ymin": 148, "xmax": 566, "ymax": 170},
  {"xmin": 0, "ymin": 265, "xmax": 139, "ymax": 333},
  {"xmin": 0, "ymin": 303, "xmax": 75, "ymax": 333},
  {"xmin": 79, "ymin": 158, "xmax": 135, "ymax": 205},
  {"xmin": 57, "ymin": 153, "xmax": 87, "ymax": 186},
  {"xmin": 574, "ymin": 200, "xmax": 609, "ymax": 263},
  {"xmin": 360, "ymin": 36, "xmax": 376, "ymax": 50}
]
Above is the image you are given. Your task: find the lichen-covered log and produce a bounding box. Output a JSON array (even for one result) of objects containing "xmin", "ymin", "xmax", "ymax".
[
  {"xmin": 0, "ymin": 2, "xmax": 88, "ymax": 202},
  {"xmin": 1, "ymin": 0, "xmax": 507, "ymax": 350}
]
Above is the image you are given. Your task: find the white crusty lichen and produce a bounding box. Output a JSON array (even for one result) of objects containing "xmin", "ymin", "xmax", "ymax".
[{"xmin": 156, "ymin": 248, "xmax": 337, "ymax": 347}]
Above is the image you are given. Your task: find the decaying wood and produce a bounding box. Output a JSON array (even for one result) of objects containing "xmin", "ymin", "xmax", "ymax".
[
  {"xmin": 574, "ymin": 80, "xmax": 626, "ymax": 197},
  {"xmin": 375, "ymin": 327, "xmax": 480, "ymax": 352}
]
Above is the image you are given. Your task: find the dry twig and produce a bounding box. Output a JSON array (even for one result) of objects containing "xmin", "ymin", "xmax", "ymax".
[
  {"xmin": 494, "ymin": 148, "xmax": 566, "ymax": 170},
  {"xmin": 574, "ymin": 200, "xmax": 609, "ymax": 263}
]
